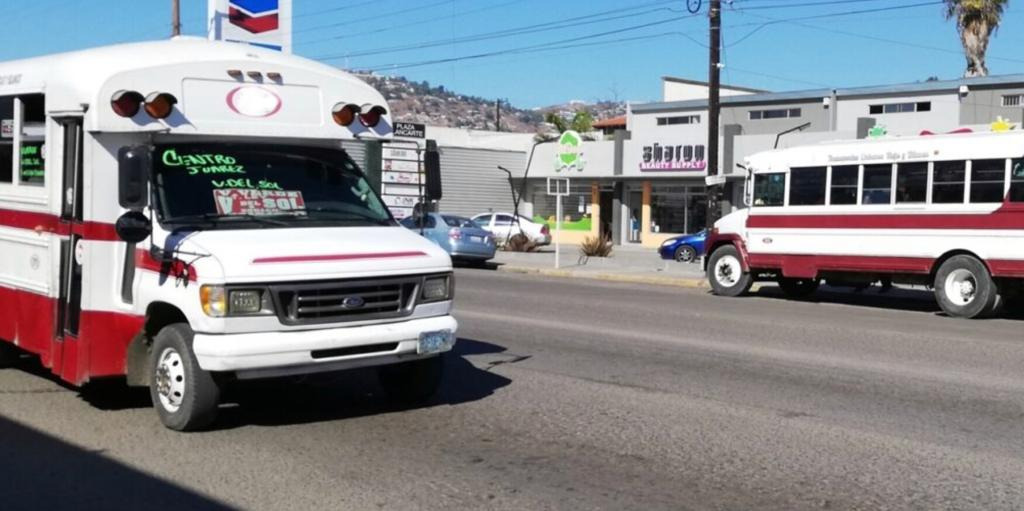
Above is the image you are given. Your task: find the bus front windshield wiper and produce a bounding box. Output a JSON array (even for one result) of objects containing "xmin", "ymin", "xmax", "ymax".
[
  {"xmin": 300, "ymin": 206, "xmax": 392, "ymax": 226},
  {"xmin": 163, "ymin": 213, "xmax": 291, "ymax": 227}
]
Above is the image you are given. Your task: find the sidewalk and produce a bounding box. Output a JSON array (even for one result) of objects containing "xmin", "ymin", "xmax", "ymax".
[{"xmin": 488, "ymin": 243, "xmax": 709, "ymax": 288}]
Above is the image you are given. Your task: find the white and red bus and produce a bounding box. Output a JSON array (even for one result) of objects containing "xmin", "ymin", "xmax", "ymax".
[
  {"xmin": 705, "ymin": 130, "xmax": 1024, "ymax": 319},
  {"xmin": 0, "ymin": 38, "xmax": 457, "ymax": 430}
]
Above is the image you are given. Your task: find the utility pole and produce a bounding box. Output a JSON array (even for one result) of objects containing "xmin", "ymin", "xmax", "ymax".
[
  {"xmin": 705, "ymin": 0, "xmax": 722, "ymax": 230},
  {"xmin": 495, "ymin": 99, "xmax": 502, "ymax": 132},
  {"xmin": 171, "ymin": 0, "xmax": 182, "ymax": 37}
]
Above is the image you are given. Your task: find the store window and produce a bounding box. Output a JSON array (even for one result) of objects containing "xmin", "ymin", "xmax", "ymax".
[
  {"xmin": 1011, "ymin": 159, "xmax": 1024, "ymax": 202},
  {"xmin": 895, "ymin": 162, "xmax": 927, "ymax": 203},
  {"xmin": 869, "ymin": 102, "xmax": 930, "ymax": 114},
  {"xmin": 530, "ymin": 182, "xmax": 593, "ymax": 231},
  {"xmin": 753, "ymin": 173, "xmax": 785, "ymax": 207},
  {"xmin": 970, "ymin": 159, "xmax": 1006, "ymax": 203},
  {"xmin": 649, "ymin": 184, "xmax": 706, "ymax": 234},
  {"xmin": 932, "ymin": 160, "xmax": 966, "ymax": 204},
  {"xmin": 829, "ymin": 165, "xmax": 858, "ymax": 205},
  {"xmin": 749, "ymin": 108, "xmax": 801, "ymax": 120},
  {"xmin": 862, "ymin": 164, "xmax": 892, "ymax": 204},
  {"xmin": 788, "ymin": 167, "xmax": 826, "ymax": 206}
]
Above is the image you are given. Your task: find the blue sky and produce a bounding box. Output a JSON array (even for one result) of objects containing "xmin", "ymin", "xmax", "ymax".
[{"xmin": 0, "ymin": 1, "xmax": 1022, "ymax": 108}]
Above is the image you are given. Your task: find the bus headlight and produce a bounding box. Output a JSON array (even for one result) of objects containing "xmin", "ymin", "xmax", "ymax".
[
  {"xmin": 201, "ymin": 286, "xmax": 275, "ymax": 317},
  {"xmin": 421, "ymin": 274, "xmax": 453, "ymax": 302}
]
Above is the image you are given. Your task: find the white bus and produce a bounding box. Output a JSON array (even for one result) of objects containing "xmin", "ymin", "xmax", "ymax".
[
  {"xmin": 705, "ymin": 130, "xmax": 1024, "ymax": 319},
  {"xmin": 0, "ymin": 38, "xmax": 457, "ymax": 430}
]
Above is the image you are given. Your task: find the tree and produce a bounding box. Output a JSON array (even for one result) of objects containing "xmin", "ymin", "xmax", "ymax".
[
  {"xmin": 535, "ymin": 110, "xmax": 595, "ymax": 142},
  {"xmin": 944, "ymin": 0, "xmax": 1008, "ymax": 77}
]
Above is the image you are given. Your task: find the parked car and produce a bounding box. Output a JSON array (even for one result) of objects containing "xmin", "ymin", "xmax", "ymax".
[
  {"xmin": 658, "ymin": 229, "xmax": 708, "ymax": 263},
  {"xmin": 401, "ymin": 213, "xmax": 496, "ymax": 263},
  {"xmin": 471, "ymin": 212, "xmax": 552, "ymax": 246}
]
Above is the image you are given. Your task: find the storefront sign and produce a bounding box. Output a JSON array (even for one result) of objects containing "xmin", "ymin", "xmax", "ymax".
[
  {"xmin": 394, "ymin": 122, "xmax": 426, "ymax": 139},
  {"xmin": 640, "ymin": 143, "xmax": 706, "ymax": 171},
  {"xmin": 555, "ymin": 130, "xmax": 585, "ymax": 172}
]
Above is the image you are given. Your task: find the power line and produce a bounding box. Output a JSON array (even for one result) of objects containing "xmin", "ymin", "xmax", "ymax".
[
  {"xmin": 730, "ymin": 0, "xmax": 906, "ymax": 10},
  {"xmin": 300, "ymin": 0, "xmax": 526, "ymax": 46},
  {"xmin": 292, "ymin": 0, "xmax": 388, "ymax": 19},
  {"xmin": 291, "ymin": 0, "xmax": 454, "ymax": 37},
  {"xmin": 313, "ymin": 1, "xmax": 682, "ymax": 61}
]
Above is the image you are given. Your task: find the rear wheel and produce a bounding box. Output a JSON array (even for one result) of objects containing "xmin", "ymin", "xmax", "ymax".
[
  {"xmin": 707, "ymin": 245, "xmax": 753, "ymax": 297},
  {"xmin": 778, "ymin": 278, "xmax": 820, "ymax": 298},
  {"xmin": 149, "ymin": 323, "xmax": 221, "ymax": 431},
  {"xmin": 0, "ymin": 342, "xmax": 20, "ymax": 368},
  {"xmin": 377, "ymin": 356, "xmax": 444, "ymax": 404},
  {"xmin": 674, "ymin": 245, "xmax": 697, "ymax": 263},
  {"xmin": 933, "ymin": 255, "xmax": 998, "ymax": 319}
]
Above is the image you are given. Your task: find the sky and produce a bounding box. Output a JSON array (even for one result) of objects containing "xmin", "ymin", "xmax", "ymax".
[{"xmin": 0, "ymin": 0, "xmax": 1022, "ymax": 109}]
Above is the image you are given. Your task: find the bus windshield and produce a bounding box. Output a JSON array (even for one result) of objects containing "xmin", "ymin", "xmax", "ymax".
[{"xmin": 152, "ymin": 143, "xmax": 393, "ymax": 229}]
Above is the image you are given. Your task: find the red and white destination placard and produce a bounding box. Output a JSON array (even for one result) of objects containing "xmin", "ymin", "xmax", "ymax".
[
  {"xmin": 213, "ymin": 189, "xmax": 305, "ymax": 215},
  {"xmin": 383, "ymin": 159, "xmax": 419, "ymax": 172},
  {"xmin": 382, "ymin": 171, "xmax": 421, "ymax": 184}
]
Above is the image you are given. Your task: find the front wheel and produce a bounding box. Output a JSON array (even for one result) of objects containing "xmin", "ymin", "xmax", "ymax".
[
  {"xmin": 377, "ymin": 356, "xmax": 444, "ymax": 404},
  {"xmin": 0, "ymin": 342, "xmax": 20, "ymax": 368},
  {"xmin": 149, "ymin": 323, "xmax": 221, "ymax": 431},
  {"xmin": 933, "ymin": 255, "xmax": 998, "ymax": 319},
  {"xmin": 707, "ymin": 245, "xmax": 753, "ymax": 297},
  {"xmin": 674, "ymin": 245, "xmax": 697, "ymax": 263},
  {"xmin": 778, "ymin": 278, "xmax": 820, "ymax": 298}
]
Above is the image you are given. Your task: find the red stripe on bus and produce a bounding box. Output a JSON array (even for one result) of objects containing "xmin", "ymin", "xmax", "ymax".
[
  {"xmin": 747, "ymin": 208, "xmax": 1024, "ymax": 230},
  {"xmin": 747, "ymin": 253, "xmax": 1024, "ymax": 279},
  {"xmin": 0, "ymin": 208, "xmax": 122, "ymax": 241},
  {"xmin": 135, "ymin": 249, "xmax": 198, "ymax": 282},
  {"xmin": 252, "ymin": 251, "xmax": 428, "ymax": 264}
]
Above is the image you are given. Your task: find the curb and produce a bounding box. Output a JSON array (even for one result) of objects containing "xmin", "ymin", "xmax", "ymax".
[{"xmin": 494, "ymin": 264, "xmax": 710, "ymax": 289}]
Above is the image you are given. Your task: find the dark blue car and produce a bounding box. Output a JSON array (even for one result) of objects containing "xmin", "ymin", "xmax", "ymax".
[{"xmin": 657, "ymin": 229, "xmax": 707, "ymax": 263}]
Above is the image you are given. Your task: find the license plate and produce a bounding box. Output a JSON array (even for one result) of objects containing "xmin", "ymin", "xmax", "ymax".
[
  {"xmin": 418, "ymin": 330, "xmax": 454, "ymax": 354},
  {"xmin": 470, "ymin": 236, "xmax": 484, "ymax": 243}
]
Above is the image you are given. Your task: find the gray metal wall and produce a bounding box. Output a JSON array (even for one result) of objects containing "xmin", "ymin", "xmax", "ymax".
[
  {"xmin": 340, "ymin": 140, "xmax": 370, "ymax": 167},
  {"xmin": 960, "ymin": 86, "xmax": 1024, "ymax": 125},
  {"xmin": 437, "ymin": 147, "xmax": 525, "ymax": 217}
]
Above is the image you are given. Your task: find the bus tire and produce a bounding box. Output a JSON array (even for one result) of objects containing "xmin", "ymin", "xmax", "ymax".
[
  {"xmin": 778, "ymin": 277, "xmax": 820, "ymax": 298},
  {"xmin": 377, "ymin": 355, "xmax": 444, "ymax": 404},
  {"xmin": 933, "ymin": 256, "xmax": 998, "ymax": 319},
  {"xmin": 0, "ymin": 342, "xmax": 20, "ymax": 368},
  {"xmin": 149, "ymin": 323, "xmax": 220, "ymax": 431},
  {"xmin": 707, "ymin": 245, "xmax": 753, "ymax": 297}
]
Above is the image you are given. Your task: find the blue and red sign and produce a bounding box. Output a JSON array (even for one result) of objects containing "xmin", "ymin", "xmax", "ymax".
[{"xmin": 229, "ymin": 0, "xmax": 279, "ymax": 34}]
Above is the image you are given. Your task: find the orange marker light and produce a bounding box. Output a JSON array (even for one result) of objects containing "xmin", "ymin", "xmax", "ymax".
[
  {"xmin": 144, "ymin": 92, "xmax": 178, "ymax": 119},
  {"xmin": 331, "ymin": 103, "xmax": 360, "ymax": 127}
]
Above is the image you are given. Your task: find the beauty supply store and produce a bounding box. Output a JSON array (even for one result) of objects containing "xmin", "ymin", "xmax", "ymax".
[{"xmin": 526, "ymin": 128, "xmax": 710, "ymax": 248}]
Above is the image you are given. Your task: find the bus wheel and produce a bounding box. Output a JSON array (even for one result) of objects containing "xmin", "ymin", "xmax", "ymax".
[
  {"xmin": 377, "ymin": 355, "xmax": 444, "ymax": 404},
  {"xmin": 674, "ymin": 245, "xmax": 697, "ymax": 263},
  {"xmin": 933, "ymin": 256, "xmax": 998, "ymax": 319},
  {"xmin": 0, "ymin": 342, "xmax": 20, "ymax": 368},
  {"xmin": 778, "ymin": 277, "xmax": 820, "ymax": 298},
  {"xmin": 707, "ymin": 245, "xmax": 753, "ymax": 297},
  {"xmin": 149, "ymin": 323, "xmax": 220, "ymax": 431}
]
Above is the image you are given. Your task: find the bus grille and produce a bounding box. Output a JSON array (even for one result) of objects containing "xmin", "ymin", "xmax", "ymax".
[{"xmin": 270, "ymin": 276, "xmax": 420, "ymax": 325}]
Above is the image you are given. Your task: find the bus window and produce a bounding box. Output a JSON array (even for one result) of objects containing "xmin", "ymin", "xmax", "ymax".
[
  {"xmin": 752, "ymin": 173, "xmax": 785, "ymax": 207},
  {"xmin": 932, "ymin": 161, "xmax": 966, "ymax": 204},
  {"xmin": 829, "ymin": 165, "xmax": 858, "ymax": 205},
  {"xmin": 969, "ymin": 159, "xmax": 1006, "ymax": 203},
  {"xmin": 19, "ymin": 94, "xmax": 45, "ymax": 187},
  {"xmin": 862, "ymin": 164, "xmax": 892, "ymax": 204},
  {"xmin": 1010, "ymin": 159, "xmax": 1024, "ymax": 202},
  {"xmin": 788, "ymin": 167, "xmax": 826, "ymax": 206},
  {"xmin": 0, "ymin": 96, "xmax": 12, "ymax": 183},
  {"xmin": 895, "ymin": 162, "xmax": 927, "ymax": 203}
]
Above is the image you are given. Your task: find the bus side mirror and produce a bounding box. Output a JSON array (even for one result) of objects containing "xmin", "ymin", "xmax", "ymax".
[
  {"xmin": 424, "ymin": 149, "xmax": 442, "ymax": 201},
  {"xmin": 115, "ymin": 210, "xmax": 151, "ymax": 243},
  {"xmin": 118, "ymin": 146, "xmax": 150, "ymax": 210}
]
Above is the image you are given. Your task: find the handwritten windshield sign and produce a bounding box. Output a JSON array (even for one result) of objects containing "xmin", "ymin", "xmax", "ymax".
[
  {"xmin": 214, "ymin": 189, "xmax": 306, "ymax": 216},
  {"xmin": 163, "ymin": 149, "xmax": 245, "ymax": 176},
  {"xmin": 20, "ymin": 142, "xmax": 45, "ymax": 183}
]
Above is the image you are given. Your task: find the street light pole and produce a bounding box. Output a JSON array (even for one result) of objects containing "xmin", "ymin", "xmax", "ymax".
[
  {"xmin": 171, "ymin": 0, "xmax": 182, "ymax": 37},
  {"xmin": 705, "ymin": 0, "xmax": 722, "ymax": 230}
]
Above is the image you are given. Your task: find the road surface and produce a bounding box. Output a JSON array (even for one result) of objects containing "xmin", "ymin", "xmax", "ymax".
[{"xmin": 2, "ymin": 270, "xmax": 1023, "ymax": 510}]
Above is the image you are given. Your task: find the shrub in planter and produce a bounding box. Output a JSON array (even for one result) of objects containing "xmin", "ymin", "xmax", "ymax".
[{"xmin": 579, "ymin": 234, "xmax": 613, "ymax": 258}]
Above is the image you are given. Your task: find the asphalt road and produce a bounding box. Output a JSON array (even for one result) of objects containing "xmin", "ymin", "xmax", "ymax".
[{"xmin": 2, "ymin": 270, "xmax": 1024, "ymax": 510}]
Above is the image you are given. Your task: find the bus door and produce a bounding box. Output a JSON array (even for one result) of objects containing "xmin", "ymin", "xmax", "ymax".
[{"xmin": 54, "ymin": 116, "xmax": 85, "ymax": 381}]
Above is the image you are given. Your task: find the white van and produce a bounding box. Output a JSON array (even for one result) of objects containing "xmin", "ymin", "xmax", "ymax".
[{"xmin": 0, "ymin": 39, "xmax": 457, "ymax": 430}]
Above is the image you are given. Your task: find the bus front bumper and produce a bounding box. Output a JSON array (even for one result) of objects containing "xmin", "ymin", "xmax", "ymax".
[{"xmin": 192, "ymin": 315, "xmax": 458, "ymax": 380}]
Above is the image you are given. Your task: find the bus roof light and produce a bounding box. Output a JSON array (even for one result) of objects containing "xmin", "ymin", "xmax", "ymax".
[
  {"xmin": 111, "ymin": 90, "xmax": 144, "ymax": 118},
  {"xmin": 358, "ymin": 104, "xmax": 387, "ymax": 128},
  {"xmin": 144, "ymin": 92, "xmax": 178, "ymax": 119},
  {"xmin": 247, "ymin": 71, "xmax": 263, "ymax": 80},
  {"xmin": 227, "ymin": 69, "xmax": 243, "ymax": 79},
  {"xmin": 267, "ymin": 72, "xmax": 282, "ymax": 81},
  {"xmin": 332, "ymin": 103, "xmax": 360, "ymax": 127}
]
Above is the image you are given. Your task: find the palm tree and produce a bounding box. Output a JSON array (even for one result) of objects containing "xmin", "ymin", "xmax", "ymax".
[
  {"xmin": 534, "ymin": 110, "xmax": 595, "ymax": 142},
  {"xmin": 944, "ymin": 0, "xmax": 1008, "ymax": 77}
]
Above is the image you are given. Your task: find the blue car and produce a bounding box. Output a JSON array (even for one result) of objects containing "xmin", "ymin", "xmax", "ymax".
[
  {"xmin": 400, "ymin": 213, "xmax": 496, "ymax": 263},
  {"xmin": 658, "ymin": 229, "xmax": 708, "ymax": 263}
]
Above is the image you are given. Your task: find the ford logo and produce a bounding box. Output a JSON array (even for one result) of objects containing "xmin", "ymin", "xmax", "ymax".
[{"xmin": 342, "ymin": 296, "xmax": 366, "ymax": 309}]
